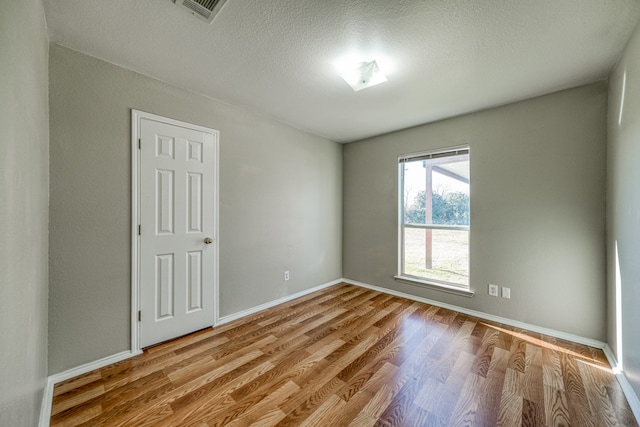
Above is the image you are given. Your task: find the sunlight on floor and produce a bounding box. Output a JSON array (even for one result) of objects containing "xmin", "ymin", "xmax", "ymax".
[{"xmin": 482, "ymin": 323, "xmax": 610, "ymax": 369}]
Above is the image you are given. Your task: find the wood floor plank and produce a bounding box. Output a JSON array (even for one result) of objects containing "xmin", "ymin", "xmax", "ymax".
[
  {"xmin": 431, "ymin": 318, "xmax": 477, "ymax": 384},
  {"xmin": 502, "ymin": 366, "xmax": 524, "ymax": 397},
  {"xmin": 475, "ymin": 346, "xmax": 510, "ymax": 426},
  {"xmin": 50, "ymin": 403, "xmax": 102, "ymax": 427},
  {"xmin": 53, "ymin": 371, "xmax": 102, "ymax": 397},
  {"xmin": 168, "ymin": 350, "xmax": 267, "ymax": 411},
  {"xmin": 225, "ymin": 381, "xmax": 300, "ymax": 427},
  {"xmin": 470, "ymin": 325, "xmax": 499, "ymax": 378},
  {"xmin": 333, "ymin": 362, "xmax": 399, "ymax": 426},
  {"xmin": 160, "ymin": 363, "xmax": 275, "ymax": 427},
  {"xmin": 560, "ymin": 351, "xmax": 596, "ymax": 427},
  {"xmin": 542, "ymin": 346, "xmax": 565, "ymax": 390},
  {"xmin": 415, "ymin": 351, "xmax": 475, "ymax": 422},
  {"xmin": 296, "ymin": 393, "xmax": 344, "ymax": 427},
  {"xmin": 100, "ymin": 370, "xmax": 172, "ymax": 413},
  {"xmin": 94, "ymin": 360, "xmax": 270, "ymax": 427},
  {"xmin": 228, "ymin": 347, "xmax": 311, "ymax": 401},
  {"xmin": 51, "ymin": 384, "xmax": 105, "ymax": 417},
  {"xmin": 240, "ymin": 338, "xmax": 344, "ymax": 403},
  {"xmin": 50, "ymin": 283, "xmax": 639, "ymax": 427},
  {"xmin": 145, "ymin": 328, "xmax": 226, "ymax": 358},
  {"xmin": 376, "ymin": 354, "xmax": 441, "ymax": 426},
  {"xmin": 522, "ymin": 343, "xmax": 545, "ymax": 420},
  {"xmin": 497, "ymin": 389, "xmax": 523, "ymax": 427},
  {"xmin": 335, "ymin": 313, "xmax": 431, "ymax": 403},
  {"xmin": 522, "ymin": 398, "xmax": 544, "ymax": 427},
  {"xmin": 543, "ymin": 385, "xmax": 571, "ymax": 427},
  {"xmin": 70, "ymin": 374, "xmax": 177, "ymax": 426},
  {"xmin": 167, "ymin": 335, "xmax": 276, "ymax": 385},
  {"xmin": 508, "ymin": 335, "xmax": 527, "ymax": 374},
  {"xmin": 247, "ymin": 407, "xmax": 287, "ymax": 427},
  {"xmin": 606, "ymin": 383, "xmax": 639, "ymax": 425},
  {"xmin": 357, "ymin": 375, "xmax": 401, "ymax": 420},
  {"xmin": 275, "ymin": 376, "xmax": 345, "ymax": 426},
  {"xmin": 578, "ymin": 360, "xmax": 620, "ymax": 427}
]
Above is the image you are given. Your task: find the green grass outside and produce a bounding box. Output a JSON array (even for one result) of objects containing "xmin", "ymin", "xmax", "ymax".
[{"xmin": 403, "ymin": 228, "xmax": 469, "ymax": 286}]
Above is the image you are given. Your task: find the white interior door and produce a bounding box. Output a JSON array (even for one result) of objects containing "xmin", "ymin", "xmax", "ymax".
[{"xmin": 138, "ymin": 115, "xmax": 217, "ymax": 348}]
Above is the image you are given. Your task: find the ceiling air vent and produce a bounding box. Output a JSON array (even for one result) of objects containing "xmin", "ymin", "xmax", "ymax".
[{"xmin": 174, "ymin": 0, "xmax": 228, "ymax": 23}]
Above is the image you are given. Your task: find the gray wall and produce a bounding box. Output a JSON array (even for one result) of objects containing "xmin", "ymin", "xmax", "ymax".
[
  {"xmin": 49, "ymin": 45, "xmax": 342, "ymax": 374},
  {"xmin": 344, "ymin": 83, "xmax": 607, "ymax": 340},
  {"xmin": 0, "ymin": 0, "xmax": 50, "ymax": 425},
  {"xmin": 608, "ymin": 20, "xmax": 640, "ymax": 397}
]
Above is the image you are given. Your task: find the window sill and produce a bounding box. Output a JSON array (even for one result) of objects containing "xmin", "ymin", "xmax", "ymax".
[{"xmin": 394, "ymin": 275, "xmax": 475, "ymax": 297}]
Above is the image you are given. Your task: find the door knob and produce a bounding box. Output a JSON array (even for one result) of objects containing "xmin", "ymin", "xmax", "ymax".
[{"xmin": 204, "ymin": 237, "xmax": 213, "ymax": 244}]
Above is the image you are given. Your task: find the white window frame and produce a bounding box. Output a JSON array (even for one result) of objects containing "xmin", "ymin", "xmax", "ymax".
[{"xmin": 395, "ymin": 146, "xmax": 474, "ymax": 297}]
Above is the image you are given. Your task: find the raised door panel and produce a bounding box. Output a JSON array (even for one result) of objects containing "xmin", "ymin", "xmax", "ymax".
[{"xmin": 155, "ymin": 253, "xmax": 174, "ymax": 320}]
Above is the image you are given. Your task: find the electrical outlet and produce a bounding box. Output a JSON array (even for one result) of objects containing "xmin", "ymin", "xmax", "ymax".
[
  {"xmin": 284, "ymin": 270, "xmax": 290, "ymax": 281},
  {"xmin": 488, "ymin": 284, "xmax": 498, "ymax": 297},
  {"xmin": 502, "ymin": 287, "xmax": 511, "ymax": 299}
]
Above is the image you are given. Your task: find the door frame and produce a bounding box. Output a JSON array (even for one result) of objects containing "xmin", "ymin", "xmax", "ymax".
[{"xmin": 131, "ymin": 109, "xmax": 220, "ymax": 352}]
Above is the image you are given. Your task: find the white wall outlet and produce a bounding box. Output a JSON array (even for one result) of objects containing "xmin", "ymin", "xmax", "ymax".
[
  {"xmin": 488, "ymin": 284, "xmax": 498, "ymax": 296},
  {"xmin": 284, "ymin": 270, "xmax": 290, "ymax": 281},
  {"xmin": 502, "ymin": 287, "xmax": 511, "ymax": 299}
]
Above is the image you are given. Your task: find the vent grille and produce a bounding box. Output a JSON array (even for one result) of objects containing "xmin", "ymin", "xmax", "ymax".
[{"xmin": 175, "ymin": 0, "xmax": 228, "ymax": 23}]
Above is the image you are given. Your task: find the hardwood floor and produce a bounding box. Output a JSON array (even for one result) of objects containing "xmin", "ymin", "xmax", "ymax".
[{"xmin": 50, "ymin": 283, "xmax": 638, "ymax": 426}]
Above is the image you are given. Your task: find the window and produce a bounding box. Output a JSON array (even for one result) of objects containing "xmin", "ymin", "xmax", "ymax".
[{"xmin": 398, "ymin": 147, "xmax": 470, "ymax": 292}]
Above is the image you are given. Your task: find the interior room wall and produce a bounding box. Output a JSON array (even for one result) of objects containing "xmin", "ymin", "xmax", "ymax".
[
  {"xmin": 0, "ymin": 0, "xmax": 50, "ymax": 425},
  {"xmin": 608, "ymin": 19, "xmax": 640, "ymax": 398},
  {"xmin": 48, "ymin": 45, "xmax": 342, "ymax": 374},
  {"xmin": 343, "ymin": 82, "xmax": 607, "ymax": 341}
]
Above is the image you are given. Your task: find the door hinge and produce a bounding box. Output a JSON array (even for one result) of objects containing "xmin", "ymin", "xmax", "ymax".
[
  {"xmin": 138, "ymin": 225, "xmax": 141, "ymax": 235},
  {"xmin": 138, "ymin": 310, "xmax": 142, "ymax": 322},
  {"xmin": 138, "ymin": 138, "xmax": 141, "ymax": 149}
]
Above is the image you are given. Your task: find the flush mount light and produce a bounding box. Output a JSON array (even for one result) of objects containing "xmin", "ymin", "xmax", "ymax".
[{"xmin": 339, "ymin": 60, "xmax": 387, "ymax": 92}]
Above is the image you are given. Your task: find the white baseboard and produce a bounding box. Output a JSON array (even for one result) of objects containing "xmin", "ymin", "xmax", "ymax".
[
  {"xmin": 38, "ymin": 378, "xmax": 55, "ymax": 427},
  {"xmin": 602, "ymin": 344, "xmax": 622, "ymax": 375},
  {"xmin": 343, "ymin": 278, "xmax": 606, "ymax": 349},
  {"xmin": 39, "ymin": 349, "xmax": 142, "ymax": 427},
  {"xmin": 617, "ymin": 373, "xmax": 640, "ymax": 422},
  {"xmin": 603, "ymin": 344, "xmax": 640, "ymax": 422},
  {"xmin": 48, "ymin": 349, "xmax": 143, "ymax": 385},
  {"xmin": 217, "ymin": 278, "xmax": 343, "ymax": 325}
]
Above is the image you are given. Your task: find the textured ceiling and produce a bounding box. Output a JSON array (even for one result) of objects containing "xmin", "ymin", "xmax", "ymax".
[{"xmin": 44, "ymin": 0, "xmax": 640, "ymax": 142}]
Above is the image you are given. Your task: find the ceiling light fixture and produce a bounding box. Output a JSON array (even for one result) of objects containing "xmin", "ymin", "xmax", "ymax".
[{"xmin": 339, "ymin": 60, "xmax": 387, "ymax": 92}]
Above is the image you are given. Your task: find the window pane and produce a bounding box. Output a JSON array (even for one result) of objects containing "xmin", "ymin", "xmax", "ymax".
[
  {"xmin": 403, "ymin": 227, "xmax": 469, "ymax": 286},
  {"xmin": 402, "ymin": 157, "xmax": 469, "ymax": 226}
]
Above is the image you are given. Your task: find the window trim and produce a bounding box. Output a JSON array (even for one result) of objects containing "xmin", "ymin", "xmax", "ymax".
[
  {"xmin": 403, "ymin": 223, "xmax": 469, "ymax": 231},
  {"xmin": 397, "ymin": 145, "xmax": 472, "ymax": 296},
  {"xmin": 398, "ymin": 147, "xmax": 470, "ymax": 163},
  {"xmin": 393, "ymin": 275, "xmax": 475, "ymax": 297}
]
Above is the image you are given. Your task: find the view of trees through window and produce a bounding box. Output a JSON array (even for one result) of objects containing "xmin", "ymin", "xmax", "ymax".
[{"xmin": 404, "ymin": 188, "xmax": 470, "ymax": 226}]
